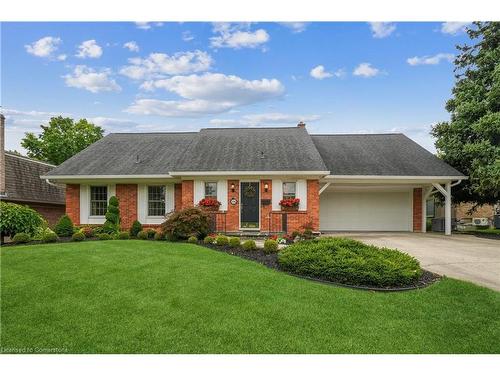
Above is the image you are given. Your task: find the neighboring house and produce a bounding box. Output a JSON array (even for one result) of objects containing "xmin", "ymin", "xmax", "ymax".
[
  {"xmin": 0, "ymin": 114, "xmax": 66, "ymax": 226},
  {"xmin": 427, "ymin": 198, "xmax": 497, "ymax": 223},
  {"xmin": 42, "ymin": 123, "xmax": 466, "ymax": 235}
]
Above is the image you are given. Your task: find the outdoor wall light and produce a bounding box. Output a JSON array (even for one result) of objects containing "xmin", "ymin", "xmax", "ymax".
[
  {"xmin": 264, "ymin": 182, "xmax": 269, "ymax": 192},
  {"xmin": 231, "ymin": 182, "xmax": 235, "ymax": 192}
]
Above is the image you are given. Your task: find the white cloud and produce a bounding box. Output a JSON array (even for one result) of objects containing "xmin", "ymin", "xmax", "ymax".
[
  {"xmin": 310, "ymin": 65, "xmax": 332, "ymax": 80},
  {"xmin": 64, "ymin": 65, "xmax": 121, "ymax": 93},
  {"xmin": 210, "ymin": 112, "xmax": 320, "ymax": 127},
  {"xmin": 76, "ymin": 40, "xmax": 103, "ymax": 59},
  {"xmin": 25, "ymin": 36, "xmax": 62, "ymax": 59},
  {"xmin": 123, "ymin": 41, "xmax": 139, "ymax": 52},
  {"xmin": 126, "ymin": 73, "xmax": 284, "ymax": 117},
  {"xmin": 182, "ymin": 31, "xmax": 194, "ymax": 42},
  {"xmin": 57, "ymin": 54, "xmax": 67, "ymax": 61},
  {"xmin": 88, "ymin": 116, "xmax": 139, "ymax": 130},
  {"xmin": 353, "ymin": 63, "xmax": 380, "ymax": 78},
  {"xmin": 441, "ymin": 22, "xmax": 471, "ymax": 35},
  {"xmin": 279, "ymin": 22, "xmax": 308, "ymax": 33},
  {"xmin": 120, "ymin": 50, "xmax": 213, "ymax": 80},
  {"xmin": 369, "ymin": 22, "xmax": 396, "ymax": 38},
  {"xmin": 135, "ymin": 22, "xmax": 164, "ymax": 30},
  {"xmin": 407, "ymin": 53, "xmax": 454, "ymax": 66},
  {"xmin": 210, "ymin": 23, "xmax": 269, "ymax": 49}
]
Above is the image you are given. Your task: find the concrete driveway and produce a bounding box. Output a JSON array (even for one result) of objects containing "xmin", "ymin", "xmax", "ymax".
[{"xmin": 324, "ymin": 232, "xmax": 500, "ymax": 291}]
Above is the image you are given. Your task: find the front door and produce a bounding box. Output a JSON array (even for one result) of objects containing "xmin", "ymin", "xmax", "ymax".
[{"xmin": 240, "ymin": 182, "xmax": 260, "ymax": 229}]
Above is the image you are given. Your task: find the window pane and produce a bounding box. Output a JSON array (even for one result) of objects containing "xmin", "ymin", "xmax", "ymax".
[
  {"xmin": 205, "ymin": 182, "xmax": 217, "ymax": 198},
  {"xmin": 426, "ymin": 199, "xmax": 435, "ymax": 217},
  {"xmin": 90, "ymin": 186, "xmax": 107, "ymax": 216},
  {"xmin": 148, "ymin": 186, "xmax": 166, "ymax": 216},
  {"xmin": 283, "ymin": 182, "xmax": 296, "ymax": 199}
]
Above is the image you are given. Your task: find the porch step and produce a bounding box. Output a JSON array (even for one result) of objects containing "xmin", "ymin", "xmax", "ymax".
[{"xmin": 224, "ymin": 231, "xmax": 270, "ymax": 239}]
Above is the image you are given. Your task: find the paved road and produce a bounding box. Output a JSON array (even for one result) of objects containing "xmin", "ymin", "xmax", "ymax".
[{"xmin": 324, "ymin": 232, "xmax": 500, "ymax": 291}]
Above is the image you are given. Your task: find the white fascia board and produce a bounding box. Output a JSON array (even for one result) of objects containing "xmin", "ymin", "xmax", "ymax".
[{"xmin": 170, "ymin": 171, "xmax": 330, "ymax": 176}]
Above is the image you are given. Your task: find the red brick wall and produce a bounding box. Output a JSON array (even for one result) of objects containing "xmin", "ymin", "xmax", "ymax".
[
  {"xmin": 226, "ymin": 180, "xmax": 240, "ymax": 231},
  {"xmin": 30, "ymin": 203, "xmax": 65, "ymax": 227},
  {"xmin": 174, "ymin": 183, "xmax": 182, "ymax": 211},
  {"xmin": 307, "ymin": 180, "xmax": 320, "ymax": 231},
  {"xmin": 181, "ymin": 180, "xmax": 194, "ymax": 209},
  {"xmin": 413, "ymin": 188, "xmax": 422, "ymax": 232},
  {"xmin": 116, "ymin": 184, "xmax": 137, "ymax": 230},
  {"xmin": 66, "ymin": 184, "xmax": 80, "ymax": 225}
]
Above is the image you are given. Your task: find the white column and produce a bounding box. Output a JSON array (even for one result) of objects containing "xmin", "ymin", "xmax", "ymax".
[
  {"xmin": 422, "ymin": 186, "xmax": 433, "ymax": 233},
  {"xmin": 445, "ymin": 182, "xmax": 452, "ymax": 235}
]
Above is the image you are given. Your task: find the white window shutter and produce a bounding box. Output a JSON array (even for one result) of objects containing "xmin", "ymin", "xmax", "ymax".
[
  {"xmin": 80, "ymin": 184, "xmax": 89, "ymax": 224},
  {"xmin": 165, "ymin": 184, "xmax": 175, "ymax": 213},
  {"xmin": 137, "ymin": 184, "xmax": 147, "ymax": 223},
  {"xmin": 217, "ymin": 180, "xmax": 228, "ymax": 211},
  {"xmin": 272, "ymin": 179, "xmax": 283, "ymax": 211},
  {"xmin": 193, "ymin": 180, "xmax": 205, "ymax": 206},
  {"xmin": 296, "ymin": 179, "xmax": 307, "ymax": 211}
]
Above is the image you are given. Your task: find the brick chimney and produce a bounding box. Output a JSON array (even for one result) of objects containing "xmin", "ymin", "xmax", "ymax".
[
  {"xmin": 297, "ymin": 121, "xmax": 306, "ymax": 128},
  {"xmin": 0, "ymin": 113, "xmax": 5, "ymax": 195}
]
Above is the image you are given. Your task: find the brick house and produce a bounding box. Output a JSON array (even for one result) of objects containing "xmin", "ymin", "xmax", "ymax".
[
  {"xmin": 42, "ymin": 123, "xmax": 466, "ymax": 235},
  {"xmin": 0, "ymin": 114, "xmax": 66, "ymax": 226}
]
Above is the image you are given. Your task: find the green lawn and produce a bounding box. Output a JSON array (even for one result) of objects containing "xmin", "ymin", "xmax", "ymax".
[{"xmin": 1, "ymin": 240, "xmax": 499, "ymax": 353}]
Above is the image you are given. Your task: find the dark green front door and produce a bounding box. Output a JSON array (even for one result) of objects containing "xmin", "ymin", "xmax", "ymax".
[{"xmin": 240, "ymin": 182, "xmax": 260, "ymax": 229}]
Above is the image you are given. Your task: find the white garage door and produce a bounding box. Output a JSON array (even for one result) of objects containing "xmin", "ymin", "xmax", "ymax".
[{"xmin": 320, "ymin": 191, "xmax": 412, "ymax": 231}]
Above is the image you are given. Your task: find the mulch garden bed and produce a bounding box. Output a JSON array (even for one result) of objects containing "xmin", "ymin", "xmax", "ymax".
[{"xmin": 199, "ymin": 242, "xmax": 442, "ymax": 292}]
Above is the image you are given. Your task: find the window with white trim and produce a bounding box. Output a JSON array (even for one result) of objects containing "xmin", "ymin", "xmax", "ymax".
[
  {"xmin": 204, "ymin": 182, "xmax": 217, "ymax": 199},
  {"xmin": 282, "ymin": 182, "xmax": 296, "ymax": 199},
  {"xmin": 148, "ymin": 186, "xmax": 166, "ymax": 216},
  {"xmin": 90, "ymin": 186, "xmax": 108, "ymax": 216}
]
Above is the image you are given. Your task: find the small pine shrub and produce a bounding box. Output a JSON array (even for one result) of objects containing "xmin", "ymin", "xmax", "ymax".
[
  {"xmin": 129, "ymin": 220, "xmax": 143, "ymax": 238},
  {"xmin": 203, "ymin": 236, "xmax": 215, "ymax": 244},
  {"xmin": 54, "ymin": 214, "xmax": 74, "ymax": 237},
  {"xmin": 118, "ymin": 231, "xmax": 130, "ymax": 240},
  {"xmin": 12, "ymin": 232, "xmax": 31, "ymax": 244},
  {"xmin": 137, "ymin": 230, "xmax": 148, "ymax": 240},
  {"xmin": 71, "ymin": 232, "xmax": 85, "ymax": 242},
  {"xmin": 96, "ymin": 233, "xmax": 112, "ymax": 241},
  {"xmin": 263, "ymin": 239, "xmax": 279, "ymax": 254},
  {"xmin": 242, "ymin": 240, "xmax": 257, "ymax": 251},
  {"xmin": 42, "ymin": 232, "xmax": 58, "ymax": 243},
  {"xmin": 154, "ymin": 231, "xmax": 164, "ymax": 241},
  {"xmin": 215, "ymin": 235, "xmax": 229, "ymax": 246},
  {"xmin": 102, "ymin": 196, "xmax": 120, "ymax": 234},
  {"xmin": 229, "ymin": 237, "xmax": 240, "ymax": 248},
  {"xmin": 187, "ymin": 236, "xmax": 198, "ymax": 244}
]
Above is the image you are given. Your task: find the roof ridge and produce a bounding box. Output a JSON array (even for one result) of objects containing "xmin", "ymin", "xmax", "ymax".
[
  {"xmin": 109, "ymin": 131, "xmax": 198, "ymax": 135},
  {"xmin": 5, "ymin": 152, "xmax": 56, "ymax": 167}
]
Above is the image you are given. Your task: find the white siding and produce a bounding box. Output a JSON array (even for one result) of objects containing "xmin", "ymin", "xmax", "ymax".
[
  {"xmin": 217, "ymin": 179, "xmax": 228, "ymax": 211},
  {"xmin": 296, "ymin": 179, "xmax": 307, "ymax": 211},
  {"xmin": 271, "ymin": 179, "xmax": 283, "ymax": 211}
]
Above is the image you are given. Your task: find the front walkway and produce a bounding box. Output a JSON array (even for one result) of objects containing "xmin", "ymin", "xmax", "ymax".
[{"xmin": 323, "ymin": 232, "xmax": 500, "ymax": 291}]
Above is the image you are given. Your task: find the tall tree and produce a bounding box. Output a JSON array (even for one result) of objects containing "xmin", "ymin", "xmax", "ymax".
[
  {"xmin": 432, "ymin": 22, "xmax": 500, "ymax": 206},
  {"xmin": 22, "ymin": 116, "xmax": 104, "ymax": 165}
]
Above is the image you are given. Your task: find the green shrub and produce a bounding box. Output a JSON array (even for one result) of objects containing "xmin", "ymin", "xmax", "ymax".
[
  {"xmin": 96, "ymin": 233, "xmax": 112, "ymax": 241},
  {"xmin": 264, "ymin": 239, "xmax": 279, "ymax": 254},
  {"xmin": 242, "ymin": 240, "xmax": 257, "ymax": 251},
  {"xmin": 154, "ymin": 231, "xmax": 164, "ymax": 241},
  {"xmin": 278, "ymin": 237, "xmax": 423, "ymax": 287},
  {"xmin": 129, "ymin": 220, "xmax": 143, "ymax": 238},
  {"xmin": 291, "ymin": 230, "xmax": 301, "ymax": 239},
  {"xmin": 165, "ymin": 232, "xmax": 177, "ymax": 241},
  {"xmin": 118, "ymin": 231, "xmax": 130, "ymax": 240},
  {"xmin": 54, "ymin": 214, "xmax": 74, "ymax": 237},
  {"xmin": 160, "ymin": 207, "xmax": 210, "ymax": 240},
  {"xmin": 12, "ymin": 232, "xmax": 31, "ymax": 244},
  {"xmin": 71, "ymin": 232, "xmax": 85, "ymax": 242},
  {"xmin": 203, "ymin": 235, "xmax": 215, "ymax": 244},
  {"xmin": 42, "ymin": 232, "xmax": 58, "ymax": 243},
  {"xmin": 137, "ymin": 230, "xmax": 148, "ymax": 240},
  {"xmin": 32, "ymin": 225, "xmax": 53, "ymax": 241},
  {"xmin": 301, "ymin": 228, "xmax": 314, "ymax": 240},
  {"xmin": 215, "ymin": 235, "xmax": 229, "ymax": 246},
  {"xmin": 146, "ymin": 228, "xmax": 157, "ymax": 239},
  {"xmin": 80, "ymin": 226, "xmax": 95, "ymax": 238},
  {"xmin": 187, "ymin": 236, "xmax": 198, "ymax": 244},
  {"xmin": 229, "ymin": 237, "xmax": 240, "ymax": 248},
  {"xmin": 0, "ymin": 201, "xmax": 44, "ymax": 237},
  {"xmin": 102, "ymin": 196, "xmax": 120, "ymax": 234}
]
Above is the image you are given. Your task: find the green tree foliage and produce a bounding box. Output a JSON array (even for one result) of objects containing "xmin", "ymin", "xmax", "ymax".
[
  {"xmin": 102, "ymin": 196, "xmax": 120, "ymax": 234},
  {"xmin": 54, "ymin": 214, "xmax": 74, "ymax": 237},
  {"xmin": 432, "ymin": 22, "xmax": 500, "ymax": 206},
  {"xmin": 0, "ymin": 201, "xmax": 44, "ymax": 238},
  {"xmin": 21, "ymin": 116, "xmax": 104, "ymax": 165}
]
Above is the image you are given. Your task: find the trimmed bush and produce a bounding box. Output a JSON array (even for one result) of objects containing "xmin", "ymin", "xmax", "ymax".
[
  {"xmin": 187, "ymin": 236, "xmax": 198, "ymax": 244},
  {"xmin": 129, "ymin": 220, "xmax": 143, "ymax": 238},
  {"xmin": 203, "ymin": 236, "xmax": 215, "ymax": 244},
  {"xmin": 42, "ymin": 232, "xmax": 58, "ymax": 243},
  {"xmin": 229, "ymin": 237, "xmax": 240, "ymax": 248},
  {"xmin": 137, "ymin": 230, "xmax": 148, "ymax": 240},
  {"xmin": 71, "ymin": 232, "xmax": 85, "ymax": 242},
  {"xmin": 242, "ymin": 240, "xmax": 257, "ymax": 251},
  {"xmin": 96, "ymin": 233, "xmax": 112, "ymax": 241},
  {"xmin": 12, "ymin": 232, "xmax": 31, "ymax": 244},
  {"xmin": 215, "ymin": 235, "xmax": 229, "ymax": 246},
  {"xmin": 146, "ymin": 228, "xmax": 156, "ymax": 239},
  {"xmin": 278, "ymin": 237, "xmax": 423, "ymax": 287},
  {"xmin": 154, "ymin": 231, "xmax": 164, "ymax": 241},
  {"xmin": 54, "ymin": 214, "xmax": 74, "ymax": 237},
  {"xmin": 80, "ymin": 226, "xmax": 95, "ymax": 238},
  {"xmin": 160, "ymin": 207, "xmax": 210, "ymax": 240},
  {"xmin": 102, "ymin": 196, "xmax": 120, "ymax": 234},
  {"xmin": 0, "ymin": 201, "xmax": 44, "ymax": 238},
  {"xmin": 264, "ymin": 239, "xmax": 279, "ymax": 254},
  {"xmin": 118, "ymin": 231, "xmax": 130, "ymax": 240}
]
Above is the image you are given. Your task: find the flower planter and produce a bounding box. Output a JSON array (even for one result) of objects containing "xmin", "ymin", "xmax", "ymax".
[
  {"xmin": 202, "ymin": 206, "xmax": 220, "ymax": 212},
  {"xmin": 281, "ymin": 206, "xmax": 299, "ymax": 212}
]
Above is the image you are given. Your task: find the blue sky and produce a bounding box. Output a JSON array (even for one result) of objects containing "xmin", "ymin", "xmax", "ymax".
[{"xmin": 1, "ymin": 22, "xmax": 471, "ymax": 153}]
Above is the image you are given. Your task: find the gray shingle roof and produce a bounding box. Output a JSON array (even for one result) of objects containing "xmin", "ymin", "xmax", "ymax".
[{"xmin": 311, "ymin": 134, "xmax": 464, "ymax": 176}]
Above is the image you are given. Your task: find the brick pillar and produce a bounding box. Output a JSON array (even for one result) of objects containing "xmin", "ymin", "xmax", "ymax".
[
  {"xmin": 413, "ymin": 188, "xmax": 423, "ymax": 232},
  {"xmin": 226, "ymin": 180, "xmax": 240, "ymax": 231},
  {"xmin": 174, "ymin": 183, "xmax": 182, "ymax": 211},
  {"xmin": 181, "ymin": 180, "xmax": 194, "ymax": 208},
  {"xmin": 66, "ymin": 184, "xmax": 80, "ymax": 225},
  {"xmin": 116, "ymin": 184, "xmax": 137, "ymax": 230},
  {"xmin": 307, "ymin": 180, "xmax": 320, "ymax": 231},
  {"xmin": 260, "ymin": 180, "xmax": 272, "ymax": 232}
]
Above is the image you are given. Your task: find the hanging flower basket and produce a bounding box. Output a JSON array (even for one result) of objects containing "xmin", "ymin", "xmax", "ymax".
[
  {"xmin": 279, "ymin": 198, "xmax": 300, "ymax": 211},
  {"xmin": 198, "ymin": 198, "xmax": 221, "ymax": 211}
]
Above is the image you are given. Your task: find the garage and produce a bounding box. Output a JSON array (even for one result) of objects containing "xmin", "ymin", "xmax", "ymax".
[{"xmin": 320, "ymin": 190, "xmax": 412, "ymax": 231}]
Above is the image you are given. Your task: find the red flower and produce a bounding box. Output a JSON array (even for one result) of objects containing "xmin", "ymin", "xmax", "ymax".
[
  {"xmin": 198, "ymin": 198, "xmax": 221, "ymax": 207},
  {"xmin": 279, "ymin": 198, "xmax": 300, "ymax": 207}
]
